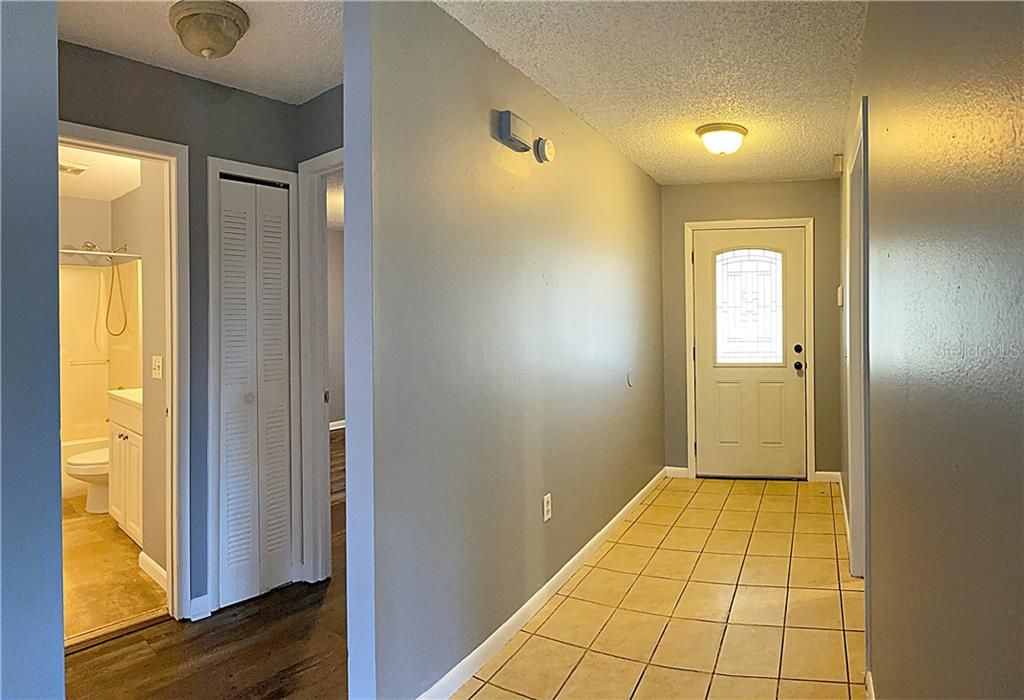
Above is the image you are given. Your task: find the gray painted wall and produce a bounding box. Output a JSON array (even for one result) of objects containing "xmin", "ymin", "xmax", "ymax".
[
  {"xmin": 661, "ymin": 180, "xmax": 842, "ymax": 472},
  {"xmin": 854, "ymin": 3, "xmax": 1023, "ymax": 697},
  {"xmin": 58, "ymin": 41, "xmax": 342, "ymax": 596},
  {"xmin": 111, "ymin": 160, "xmax": 168, "ymax": 568},
  {"xmin": 327, "ymin": 227, "xmax": 344, "ymax": 423},
  {"xmin": 0, "ymin": 2, "xmax": 67, "ymax": 695},
  {"xmin": 296, "ymin": 85, "xmax": 343, "ymax": 165},
  {"xmin": 345, "ymin": 3, "xmax": 665, "ymax": 696}
]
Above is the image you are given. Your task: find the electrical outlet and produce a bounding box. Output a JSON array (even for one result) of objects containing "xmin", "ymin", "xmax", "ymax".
[
  {"xmin": 543, "ymin": 493, "xmax": 552, "ymax": 522},
  {"xmin": 151, "ymin": 355, "xmax": 164, "ymax": 380}
]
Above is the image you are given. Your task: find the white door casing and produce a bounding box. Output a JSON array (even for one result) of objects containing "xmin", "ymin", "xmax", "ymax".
[{"xmin": 690, "ymin": 222, "xmax": 813, "ymax": 478}]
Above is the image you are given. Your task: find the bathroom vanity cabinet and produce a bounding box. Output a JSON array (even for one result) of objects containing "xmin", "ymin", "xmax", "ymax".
[{"xmin": 108, "ymin": 389, "xmax": 143, "ymax": 547}]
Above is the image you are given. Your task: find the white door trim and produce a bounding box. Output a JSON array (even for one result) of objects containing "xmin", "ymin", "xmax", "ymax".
[
  {"xmin": 684, "ymin": 217, "xmax": 816, "ymax": 479},
  {"xmin": 58, "ymin": 121, "xmax": 192, "ymax": 619},
  {"xmin": 206, "ymin": 157, "xmax": 300, "ymax": 614},
  {"xmin": 296, "ymin": 146, "xmax": 343, "ymax": 583}
]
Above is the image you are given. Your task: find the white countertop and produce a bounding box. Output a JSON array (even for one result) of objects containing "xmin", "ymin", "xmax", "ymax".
[{"xmin": 107, "ymin": 387, "xmax": 143, "ymax": 407}]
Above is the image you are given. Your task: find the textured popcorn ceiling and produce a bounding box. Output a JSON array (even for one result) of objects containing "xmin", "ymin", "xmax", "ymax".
[
  {"xmin": 58, "ymin": 1, "xmax": 342, "ymax": 105},
  {"xmin": 440, "ymin": 2, "xmax": 867, "ymax": 184}
]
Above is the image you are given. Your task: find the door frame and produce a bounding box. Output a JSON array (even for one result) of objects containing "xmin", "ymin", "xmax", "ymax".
[
  {"xmin": 684, "ymin": 217, "xmax": 816, "ymax": 479},
  {"xmin": 296, "ymin": 146, "xmax": 344, "ymax": 583},
  {"xmin": 205, "ymin": 157, "xmax": 303, "ymax": 614},
  {"xmin": 58, "ymin": 121, "xmax": 191, "ymax": 619}
]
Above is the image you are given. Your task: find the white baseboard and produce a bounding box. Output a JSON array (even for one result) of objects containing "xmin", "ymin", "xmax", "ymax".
[
  {"xmin": 865, "ymin": 670, "xmax": 876, "ymax": 699},
  {"xmin": 810, "ymin": 470, "xmax": 840, "ymax": 483},
  {"xmin": 138, "ymin": 551, "xmax": 167, "ymax": 592},
  {"xmin": 664, "ymin": 465, "xmax": 693, "ymax": 479},
  {"xmin": 419, "ymin": 467, "xmax": 668, "ymax": 699},
  {"xmin": 329, "ymin": 419, "xmax": 346, "ymax": 431}
]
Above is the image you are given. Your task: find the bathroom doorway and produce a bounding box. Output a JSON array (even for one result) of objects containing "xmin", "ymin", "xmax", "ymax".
[{"xmin": 57, "ymin": 123, "xmax": 190, "ymax": 649}]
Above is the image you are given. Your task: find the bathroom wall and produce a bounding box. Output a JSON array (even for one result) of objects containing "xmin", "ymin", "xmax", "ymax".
[
  {"xmin": 111, "ymin": 159, "xmax": 167, "ymax": 568},
  {"xmin": 59, "ymin": 196, "xmax": 110, "ymax": 249},
  {"xmin": 327, "ymin": 226, "xmax": 344, "ymax": 423}
]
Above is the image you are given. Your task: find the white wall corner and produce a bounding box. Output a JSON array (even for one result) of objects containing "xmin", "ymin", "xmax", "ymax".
[{"xmin": 138, "ymin": 551, "xmax": 167, "ymax": 592}]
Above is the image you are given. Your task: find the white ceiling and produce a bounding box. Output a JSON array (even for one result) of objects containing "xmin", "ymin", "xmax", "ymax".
[
  {"xmin": 58, "ymin": 1, "xmax": 342, "ymax": 105},
  {"xmin": 59, "ymin": 145, "xmax": 141, "ymax": 201},
  {"xmin": 440, "ymin": 2, "xmax": 867, "ymax": 184}
]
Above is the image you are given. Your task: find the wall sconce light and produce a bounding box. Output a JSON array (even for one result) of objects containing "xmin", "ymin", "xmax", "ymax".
[{"xmin": 498, "ymin": 110, "xmax": 556, "ymax": 164}]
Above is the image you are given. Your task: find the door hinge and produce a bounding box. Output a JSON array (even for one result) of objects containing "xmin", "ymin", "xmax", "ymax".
[
  {"xmin": 694, "ymin": 441, "xmax": 697, "ymax": 453},
  {"xmin": 324, "ymin": 390, "xmax": 331, "ymax": 404},
  {"xmin": 691, "ymin": 250, "xmax": 695, "ymax": 264},
  {"xmin": 692, "ymin": 346, "xmax": 696, "ymax": 362}
]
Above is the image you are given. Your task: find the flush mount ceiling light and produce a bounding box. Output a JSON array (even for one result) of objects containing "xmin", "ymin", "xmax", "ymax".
[
  {"xmin": 696, "ymin": 123, "xmax": 748, "ymax": 155},
  {"xmin": 169, "ymin": 1, "xmax": 250, "ymax": 60}
]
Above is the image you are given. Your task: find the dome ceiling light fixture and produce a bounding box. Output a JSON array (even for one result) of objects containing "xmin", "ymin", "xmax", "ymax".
[
  {"xmin": 696, "ymin": 123, "xmax": 749, "ymax": 156},
  {"xmin": 169, "ymin": 1, "xmax": 250, "ymax": 60}
]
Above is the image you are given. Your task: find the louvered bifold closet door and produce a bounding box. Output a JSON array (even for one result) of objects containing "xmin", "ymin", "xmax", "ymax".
[
  {"xmin": 218, "ymin": 179, "xmax": 261, "ymax": 607},
  {"xmin": 254, "ymin": 184, "xmax": 293, "ymax": 593}
]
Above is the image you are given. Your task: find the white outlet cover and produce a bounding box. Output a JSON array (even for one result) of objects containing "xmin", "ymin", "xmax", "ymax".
[{"xmin": 151, "ymin": 355, "xmax": 163, "ymax": 380}]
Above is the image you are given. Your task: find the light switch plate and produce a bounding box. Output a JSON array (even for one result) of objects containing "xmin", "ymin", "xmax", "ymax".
[{"xmin": 151, "ymin": 355, "xmax": 164, "ymax": 380}]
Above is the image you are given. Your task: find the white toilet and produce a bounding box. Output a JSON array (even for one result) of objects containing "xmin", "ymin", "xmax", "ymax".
[{"xmin": 66, "ymin": 448, "xmax": 110, "ymax": 514}]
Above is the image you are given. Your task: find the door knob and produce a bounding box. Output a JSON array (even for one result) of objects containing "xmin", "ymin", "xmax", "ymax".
[
  {"xmin": 794, "ymin": 361, "xmax": 804, "ymax": 371},
  {"xmin": 244, "ymin": 392, "xmax": 255, "ymax": 404}
]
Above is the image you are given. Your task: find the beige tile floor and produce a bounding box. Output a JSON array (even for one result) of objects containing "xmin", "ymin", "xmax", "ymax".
[
  {"xmin": 455, "ymin": 477, "xmax": 866, "ymax": 700},
  {"xmin": 62, "ymin": 496, "xmax": 166, "ymax": 640}
]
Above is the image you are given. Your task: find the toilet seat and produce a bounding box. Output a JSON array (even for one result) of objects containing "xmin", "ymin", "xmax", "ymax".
[{"xmin": 67, "ymin": 448, "xmax": 110, "ymax": 475}]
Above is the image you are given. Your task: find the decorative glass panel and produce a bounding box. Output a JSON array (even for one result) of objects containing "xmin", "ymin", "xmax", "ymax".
[{"xmin": 715, "ymin": 248, "xmax": 783, "ymax": 364}]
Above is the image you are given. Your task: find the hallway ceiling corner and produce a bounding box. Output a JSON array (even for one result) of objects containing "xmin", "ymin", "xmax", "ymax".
[
  {"xmin": 58, "ymin": 1, "xmax": 342, "ymax": 105},
  {"xmin": 440, "ymin": 1, "xmax": 867, "ymax": 185}
]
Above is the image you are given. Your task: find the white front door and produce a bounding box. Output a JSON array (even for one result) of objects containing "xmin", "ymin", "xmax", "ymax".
[{"xmin": 693, "ymin": 225, "xmax": 807, "ymax": 478}]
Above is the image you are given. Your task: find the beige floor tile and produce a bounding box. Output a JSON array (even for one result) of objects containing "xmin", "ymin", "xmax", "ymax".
[
  {"xmin": 849, "ymin": 682, "xmax": 866, "ymax": 699},
  {"xmin": 795, "ymin": 513, "xmax": 835, "ymax": 534},
  {"xmin": 558, "ymin": 567, "xmax": 591, "ymax": 596},
  {"xmin": 759, "ymin": 495, "xmax": 797, "ymax": 513},
  {"xmin": 677, "ymin": 509, "xmax": 720, "ymax": 529},
  {"xmin": 661, "ymin": 526, "xmax": 712, "ymax": 551},
  {"xmin": 797, "ymin": 496, "xmax": 833, "ymax": 514},
  {"xmin": 793, "ymin": 533, "xmax": 838, "ymax": 558},
  {"xmin": 555, "ymin": 651, "xmax": 644, "ymax": 700},
  {"xmin": 473, "ymin": 684, "xmax": 527, "ymax": 700},
  {"xmin": 830, "ymin": 483, "xmax": 842, "ymax": 497},
  {"xmin": 778, "ymin": 679, "xmax": 851, "ymax": 699},
  {"xmin": 765, "ymin": 481, "xmax": 798, "ymax": 496},
  {"xmin": 730, "ymin": 480, "xmax": 767, "ymax": 495},
  {"xmin": 691, "ymin": 553, "xmax": 743, "ymax": 584},
  {"xmin": 786, "ymin": 589, "xmax": 843, "ymax": 629},
  {"xmin": 452, "ymin": 676, "xmax": 484, "ymax": 700},
  {"xmin": 690, "ymin": 493, "xmax": 728, "ymax": 510},
  {"xmin": 641, "ymin": 492, "xmax": 657, "ymax": 506},
  {"xmin": 834, "ymin": 514, "xmax": 847, "ymax": 534},
  {"xmin": 653, "ymin": 491, "xmax": 693, "ymax": 508},
  {"xmin": 704, "ymin": 529, "xmax": 751, "ymax": 555},
  {"xmin": 651, "ymin": 618, "xmax": 725, "ymax": 672},
  {"xmin": 633, "ymin": 666, "xmax": 711, "ymax": 700},
  {"xmin": 619, "ymin": 523, "xmax": 670, "ymax": 547},
  {"xmin": 781, "ymin": 628, "xmax": 848, "ymax": 682},
  {"xmin": 754, "ymin": 511, "xmax": 796, "ymax": 532},
  {"xmin": 607, "ymin": 520, "xmax": 630, "ymax": 541},
  {"xmin": 586, "ymin": 541, "xmax": 614, "ymax": 567},
  {"xmin": 596, "ymin": 543, "xmax": 656, "ymax": 574},
  {"xmin": 664, "ymin": 477, "xmax": 700, "ymax": 492},
  {"xmin": 838, "ymin": 561, "xmax": 865, "ymax": 591},
  {"xmin": 643, "ymin": 549, "xmax": 698, "ymax": 580},
  {"xmin": 832, "ymin": 496, "xmax": 844, "ymax": 513},
  {"xmin": 625, "ymin": 504, "xmax": 648, "ymax": 522},
  {"xmin": 747, "ymin": 531, "xmax": 793, "ymax": 557},
  {"xmin": 522, "ymin": 595, "xmax": 566, "ymax": 633},
  {"xmin": 846, "ymin": 631, "xmax": 865, "ymax": 684},
  {"xmin": 728, "ymin": 585, "xmax": 787, "ymax": 626},
  {"xmin": 570, "ymin": 567, "xmax": 637, "ymax": 607},
  {"xmin": 638, "ymin": 505, "xmax": 683, "ymax": 526},
  {"xmin": 836, "ymin": 536, "xmax": 850, "ymax": 559},
  {"xmin": 673, "ymin": 582, "xmax": 736, "ymax": 622},
  {"xmin": 709, "ymin": 674, "xmax": 778, "ymax": 699},
  {"xmin": 591, "ymin": 608, "xmax": 668, "ymax": 662},
  {"xmin": 537, "ymin": 597, "xmax": 615, "ymax": 647},
  {"xmin": 714, "ymin": 510, "xmax": 756, "ymax": 531},
  {"xmin": 620, "ymin": 575, "xmax": 685, "ymax": 616},
  {"xmin": 841, "ymin": 591, "xmax": 865, "ymax": 631},
  {"xmin": 798, "ymin": 482, "xmax": 831, "ymax": 497},
  {"xmin": 476, "ymin": 631, "xmax": 531, "ymax": 680},
  {"xmin": 716, "ymin": 624, "xmax": 783, "ymax": 677},
  {"xmin": 698, "ymin": 479, "xmax": 734, "ymax": 494},
  {"xmin": 789, "ymin": 558, "xmax": 839, "ymax": 589},
  {"xmin": 491, "ymin": 635, "xmax": 584, "ymax": 700},
  {"xmin": 739, "ymin": 555, "xmax": 790, "ymax": 587},
  {"xmin": 723, "ymin": 494, "xmax": 762, "ymax": 512}
]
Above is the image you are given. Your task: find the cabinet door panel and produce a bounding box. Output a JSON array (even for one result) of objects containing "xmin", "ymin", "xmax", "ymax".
[
  {"xmin": 124, "ymin": 430, "xmax": 144, "ymax": 546},
  {"xmin": 109, "ymin": 425, "xmax": 125, "ymax": 526}
]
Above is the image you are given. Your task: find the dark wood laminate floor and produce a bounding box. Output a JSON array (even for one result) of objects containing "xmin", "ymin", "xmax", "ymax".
[{"xmin": 65, "ymin": 502, "xmax": 347, "ymax": 699}]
